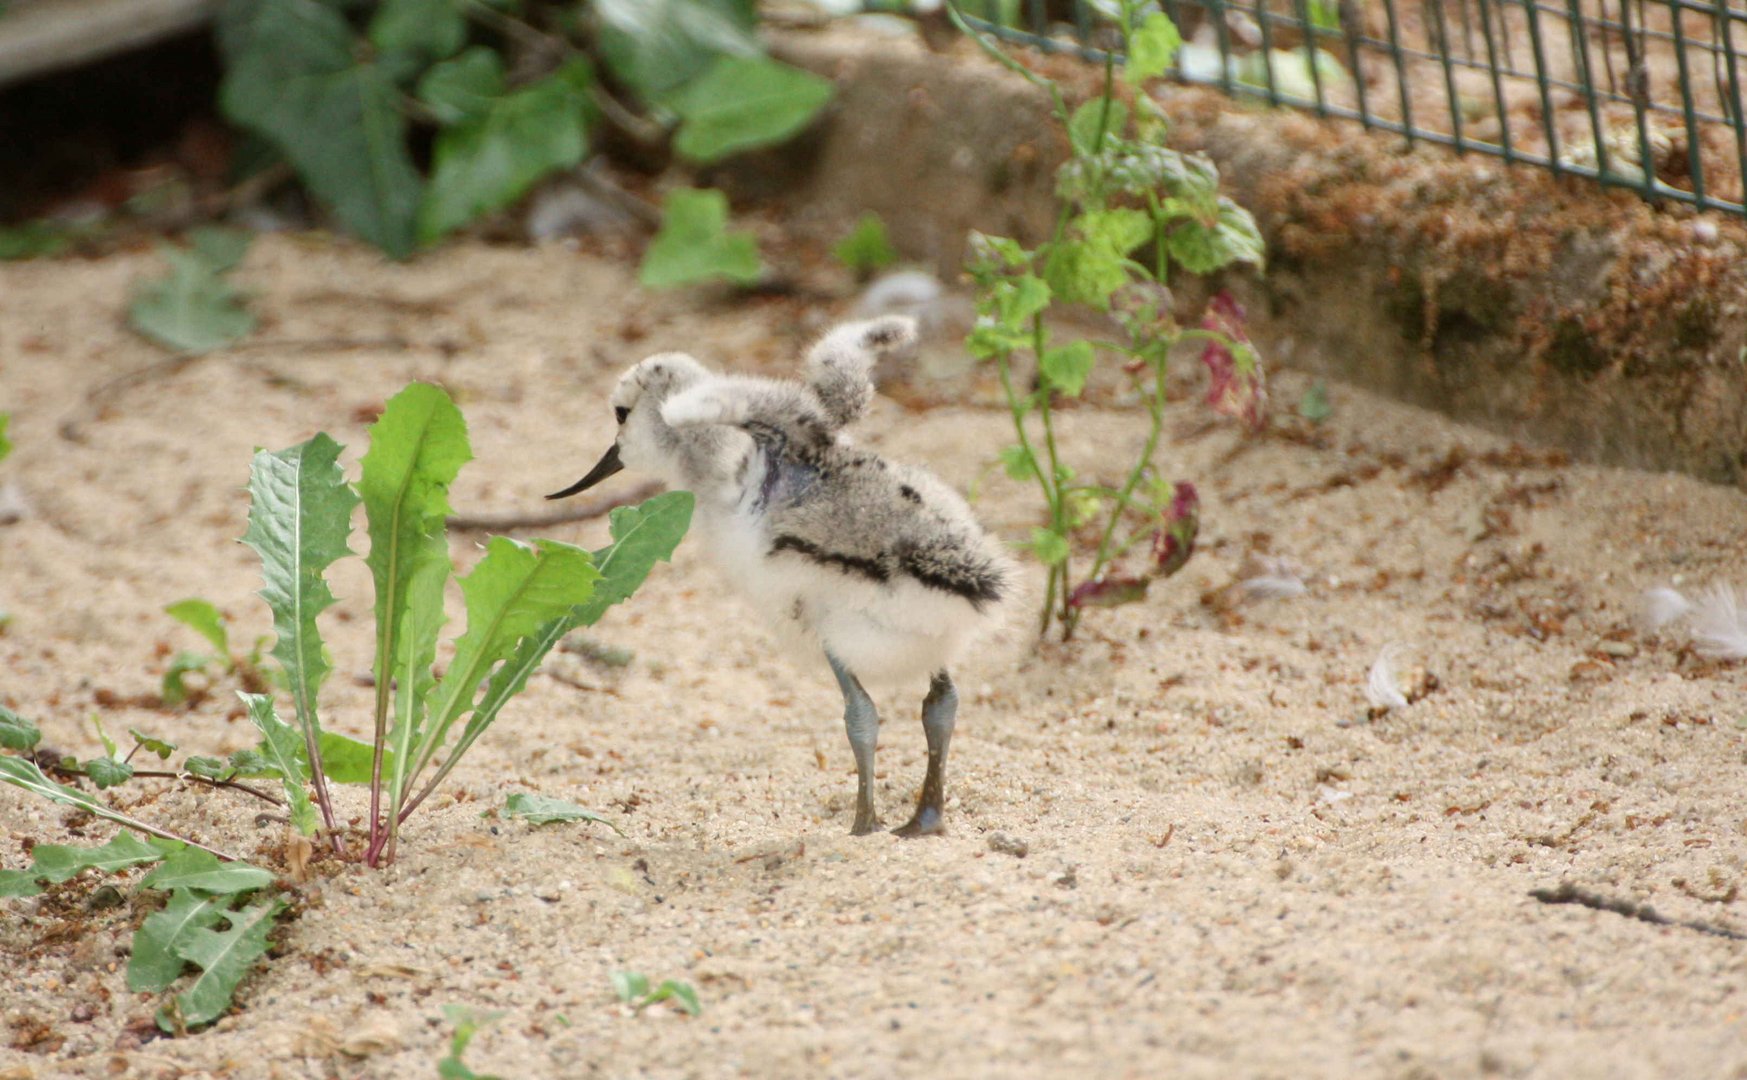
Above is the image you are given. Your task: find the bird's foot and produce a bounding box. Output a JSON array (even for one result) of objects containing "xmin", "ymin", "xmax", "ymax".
[
  {"xmin": 850, "ymin": 806, "xmax": 884, "ymax": 836},
  {"xmin": 891, "ymin": 805, "xmax": 945, "ymax": 838}
]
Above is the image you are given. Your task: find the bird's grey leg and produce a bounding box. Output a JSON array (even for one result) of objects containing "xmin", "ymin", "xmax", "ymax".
[
  {"xmin": 826, "ymin": 652, "xmax": 883, "ymax": 836},
  {"xmin": 893, "ymin": 670, "xmax": 957, "ymax": 838}
]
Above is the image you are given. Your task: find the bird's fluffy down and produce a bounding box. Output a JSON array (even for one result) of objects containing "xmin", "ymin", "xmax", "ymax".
[{"xmin": 606, "ymin": 316, "xmax": 1015, "ymax": 687}]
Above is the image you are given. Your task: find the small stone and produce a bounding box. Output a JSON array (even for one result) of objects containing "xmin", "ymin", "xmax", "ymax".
[
  {"xmin": 1597, "ymin": 640, "xmax": 1636, "ymax": 658},
  {"xmin": 986, "ymin": 832, "xmax": 1029, "ymax": 858}
]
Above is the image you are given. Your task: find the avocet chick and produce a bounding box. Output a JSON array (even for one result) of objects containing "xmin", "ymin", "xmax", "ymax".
[{"xmin": 548, "ymin": 316, "xmax": 1014, "ymax": 836}]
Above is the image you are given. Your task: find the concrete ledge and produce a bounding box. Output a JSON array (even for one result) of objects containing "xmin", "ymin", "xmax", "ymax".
[
  {"xmin": 777, "ymin": 27, "xmax": 1747, "ymax": 487},
  {"xmin": 0, "ymin": 0, "xmax": 219, "ymax": 86}
]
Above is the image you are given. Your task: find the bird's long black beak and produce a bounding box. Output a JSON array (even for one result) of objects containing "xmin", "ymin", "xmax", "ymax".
[{"xmin": 546, "ymin": 443, "xmax": 624, "ymax": 500}]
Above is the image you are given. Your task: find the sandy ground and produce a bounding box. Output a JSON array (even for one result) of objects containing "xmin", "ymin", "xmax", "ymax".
[{"xmin": 2, "ymin": 235, "xmax": 1746, "ymax": 1079}]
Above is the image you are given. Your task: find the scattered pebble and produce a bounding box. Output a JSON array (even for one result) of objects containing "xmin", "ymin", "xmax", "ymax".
[{"xmin": 986, "ymin": 832, "xmax": 1029, "ymax": 858}]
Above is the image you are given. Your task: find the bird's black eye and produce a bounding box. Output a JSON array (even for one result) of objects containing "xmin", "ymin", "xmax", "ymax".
[{"xmin": 614, "ymin": 406, "xmax": 629, "ymax": 425}]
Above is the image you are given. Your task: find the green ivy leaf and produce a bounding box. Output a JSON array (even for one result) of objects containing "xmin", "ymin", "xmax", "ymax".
[
  {"xmin": 0, "ymin": 704, "xmax": 40, "ymax": 751},
  {"xmin": 1040, "ymin": 340, "xmax": 1096, "ymax": 397},
  {"xmin": 417, "ymin": 47, "xmax": 506, "ymax": 124},
  {"xmin": 670, "ymin": 56, "xmax": 834, "ymax": 164},
  {"xmin": 82, "ymin": 757, "xmax": 134, "ymax": 790},
  {"xmin": 639, "ymin": 188, "xmax": 762, "ymax": 289},
  {"xmin": 128, "ymin": 728, "xmax": 178, "ymax": 760},
  {"xmin": 595, "ymin": 0, "xmax": 758, "ymax": 101},
  {"xmin": 165, "ymin": 598, "xmax": 230, "ymax": 655},
  {"xmin": 183, "ymin": 756, "xmax": 236, "ymax": 782},
  {"xmin": 140, "ymin": 848, "xmax": 276, "ymax": 895},
  {"xmin": 239, "ymin": 692, "xmax": 318, "ymax": 836},
  {"xmin": 419, "ymin": 60, "xmax": 594, "ymax": 244},
  {"xmin": 218, "ymin": 0, "xmax": 423, "ymax": 257},
  {"xmin": 1126, "ymin": 12, "xmax": 1184, "ymax": 85},
  {"xmin": 129, "ymin": 246, "xmax": 256, "ymax": 354},
  {"xmin": 1068, "ymin": 98, "xmax": 1127, "ymax": 156},
  {"xmin": 833, "ymin": 213, "xmax": 897, "ymax": 277},
  {"xmin": 129, "ymin": 888, "xmax": 227, "ymax": 993},
  {"xmin": 503, "ymin": 792, "xmax": 621, "ymax": 832},
  {"xmin": 160, "ymin": 894, "xmax": 285, "ymax": 1030},
  {"xmin": 1028, "ymin": 527, "xmax": 1070, "ymax": 567},
  {"xmin": 368, "ymin": 0, "xmax": 465, "ymax": 82}
]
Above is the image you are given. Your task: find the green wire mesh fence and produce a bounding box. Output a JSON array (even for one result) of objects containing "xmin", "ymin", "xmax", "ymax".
[{"xmin": 956, "ymin": 0, "xmax": 1747, "ymax": 214}]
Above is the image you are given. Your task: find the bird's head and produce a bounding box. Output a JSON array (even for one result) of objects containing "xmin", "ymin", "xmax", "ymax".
[{"xmin": 547, "ymin": 352, "xmax": 712, "ymax": 500}]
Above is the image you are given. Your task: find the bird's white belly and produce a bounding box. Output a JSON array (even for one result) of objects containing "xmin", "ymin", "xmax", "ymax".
[{"xmin": 695, "ymin": 504, "xmax": 981, "ymax": 689}]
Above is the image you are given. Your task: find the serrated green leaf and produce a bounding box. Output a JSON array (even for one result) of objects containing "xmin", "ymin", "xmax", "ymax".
[
  {"xmin": 454, "ymin": 492, "xmax": 692, "ymax": 781},
  {"xmin": 141, "ymin": 848, "xmax": 275, "ymax": 895},
  {"xmin": 239, "ymin": 693, "xmax": 317, "ymax": 835},
  {"xmin": 419, "ymin": 61, "xmax": 594, "ymax": 244},
  {"xmin": 1126, "ymin": 12, "xmax": 1183, "ymax": 85},
  {"xmin": 368, "ymin": 0, "xmax": 465, "ymax": 82},
  {"xmin": 1068, "ymin": 98, "xmax": 1127, "ymax": 156},
  {"xmin": 315, "ymin": 731, "xmax": 392, "ymax": 784},
  {"xmin": 412, "ymin": 538, "xmax": 600, "ymax": 780},
  {"xmin": 639, "ymin": 188, "xmax": 761, "ymax": 289},
  {"xmin": 670, "ymin": 56, "xmax": 833, "ymax": 164},
  {"xmin": 242, "ymin": 432, "xmax": 358, "ymax": 796},
  {"xmin": 360, "ymin": 383, "xmax": 469, "ymax": 819},
  {"xmin": 418, "ymin": 47, "xmax": 505, "ymax": 124},
  {"xmin": 0, "ymin": 704, "xmax": 40, "ymax": 751},
  {"xmin": 0, "ymin": 870, "xmax": 44, "ymax": 898},
  {"xmin": 227, "ymin": 748, "xmax": 278, "ymax": 778},
  {"xmin": 503, "ymin": 792, "xmax": 621, "ymax": 832},
  {"xmin": 129, "ymin": 246, "xmax": 255, "ymax": 353},
  {"xmin": 129, "ymin": 888, "xmax": 227, "ymax": 992},
  {"xmin": 165, "ymin": 598, "xmax": 229, "ymax": 655},
  {"xmin": 30, "ymin": 833, "xmax": 173, "ymax": 884},
  {"xmin": 218, "ymin": 0, "xmax": 423, "ymax": 257},
  {"xmin": 83, "ymin": 757, "xmax": 135, "ymax": 789},
  {"xmin": 1040, "ymin": 340, "xmax": 1096, "ymax": 397},
  {"xmin": 161, "ymin": 894, "xmax": 285, "ymax": 1030},
  {"xmin": 129, "ymin": 728, "xmax": 178, "ymax": 760},
  {"xmin": 833, "ymin": 213, "xmax": 897, "ymax": 277},
  {"xmin": 595, "ymin": 0, "xmax": 757, "ymax": 101}
]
